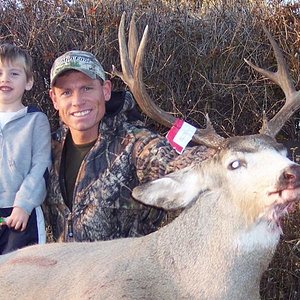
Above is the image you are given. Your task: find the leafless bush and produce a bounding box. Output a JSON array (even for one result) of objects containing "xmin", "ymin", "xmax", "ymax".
[
  {"xmin": 1, "ymin": 0, "xmax": 299, "ymax": 136},
  {"xmin": 1, "ymin": 0, "xmax": 300, "ymax": 298}
]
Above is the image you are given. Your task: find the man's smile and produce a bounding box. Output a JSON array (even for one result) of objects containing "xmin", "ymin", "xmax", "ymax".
[{"xmin": 71, "ymin": 109, "xmax": 92, "ymax": 117}]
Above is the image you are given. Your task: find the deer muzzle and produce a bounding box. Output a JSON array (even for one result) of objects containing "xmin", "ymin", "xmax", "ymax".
[{"xmin": 276, "ymin": 164, "xmax": 300, "ymax": 203}]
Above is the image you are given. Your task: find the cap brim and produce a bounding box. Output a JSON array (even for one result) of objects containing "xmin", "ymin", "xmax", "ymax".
[{"xmin": 51, "ymin": 67, "xmax": 97, "ymax": 87}]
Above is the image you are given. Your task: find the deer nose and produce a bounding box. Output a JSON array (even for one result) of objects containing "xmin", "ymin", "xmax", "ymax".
[{"xmin": 282, "ymin": 165, "xmax": 300, "ymax": 185}]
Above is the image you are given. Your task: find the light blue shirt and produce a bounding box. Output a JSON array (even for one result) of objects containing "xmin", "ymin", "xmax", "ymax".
[{"xmin": 0, "ymin": 106, "xmax": 51, "ymax": 214}]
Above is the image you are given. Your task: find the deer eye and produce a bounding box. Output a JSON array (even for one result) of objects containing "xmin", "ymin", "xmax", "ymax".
[{"xmin": 228, "ymin": 160, "xmax": 245, "ymax": 170}]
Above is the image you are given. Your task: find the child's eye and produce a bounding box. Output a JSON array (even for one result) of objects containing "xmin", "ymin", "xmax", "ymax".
[{"xmin": 11, "ymin": 72, "xmax": 20, "ymax": 76}]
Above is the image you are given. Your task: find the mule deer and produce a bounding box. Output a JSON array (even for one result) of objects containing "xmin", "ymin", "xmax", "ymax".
[{"xmin": 1, "ymin": 13, "xmax": 300, "ymax": 300}]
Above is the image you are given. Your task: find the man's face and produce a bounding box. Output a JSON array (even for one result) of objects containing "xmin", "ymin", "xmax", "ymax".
[{"xmin": 50, "ymin": 71, "xmax": 111, "ymax": 144}]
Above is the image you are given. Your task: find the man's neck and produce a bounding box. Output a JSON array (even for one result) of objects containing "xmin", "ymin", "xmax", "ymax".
[{"xmin": 70, "ymin": 129, "xmax": 99, "ymax": 145}]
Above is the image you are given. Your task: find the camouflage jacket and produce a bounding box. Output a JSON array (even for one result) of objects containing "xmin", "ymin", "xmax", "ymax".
[{"xmin": 44, "ymin": 91, "xmax": 214, "ymax": 242}]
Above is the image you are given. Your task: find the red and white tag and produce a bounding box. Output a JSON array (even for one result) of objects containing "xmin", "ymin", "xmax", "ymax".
[{"xmin": 166, "ymin": 119, "xmax": 196, "ymax": 154}]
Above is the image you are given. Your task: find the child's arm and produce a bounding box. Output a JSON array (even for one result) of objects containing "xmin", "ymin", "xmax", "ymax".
[
  {"xmin": 5, "ymin": 207, "xmax": 29, "ymax": 231},
  {"xmin": 14, "ymin": 112, "xmax": 52, "ymax": 219}
]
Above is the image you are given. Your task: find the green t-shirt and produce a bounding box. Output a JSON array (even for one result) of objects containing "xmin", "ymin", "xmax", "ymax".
[{"xmin": 64, "ymin": 133, "xmax": 96, "ymax": 211}]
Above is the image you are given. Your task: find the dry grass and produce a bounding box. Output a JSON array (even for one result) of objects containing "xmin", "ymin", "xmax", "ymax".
[{"xmin": 1, "ymin": 0, "xmax": 300, "ymax": 298}]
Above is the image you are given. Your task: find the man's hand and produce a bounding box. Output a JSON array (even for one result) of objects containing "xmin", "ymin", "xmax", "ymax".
[{"xmin": 6, "ymin": 207, "xmax": 29, "ymax": 231}]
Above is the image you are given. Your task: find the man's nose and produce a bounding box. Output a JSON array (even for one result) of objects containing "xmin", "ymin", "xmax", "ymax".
[{"xmin": 72, "ymin": 92, "xmax": 85, "ymax": 106}]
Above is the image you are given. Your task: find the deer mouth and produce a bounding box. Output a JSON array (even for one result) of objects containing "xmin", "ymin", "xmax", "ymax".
[
  {"xmin": 267, "ymin": 201, "xmax": 295, "ymax": 229},
  {"xmin": 265, "ymin": 186, "xmax": 300, "ymax": 231}
]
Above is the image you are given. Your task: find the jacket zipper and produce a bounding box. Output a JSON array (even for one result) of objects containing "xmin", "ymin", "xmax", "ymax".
[{"xmin": 67, "ymin": 213, "xmax": 74, "ymax": 239}]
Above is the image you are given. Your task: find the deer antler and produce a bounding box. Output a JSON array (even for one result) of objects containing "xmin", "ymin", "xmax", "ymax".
[
  {"xmin": 112, "ymin": 12, "xmax": 225, "ymax": 148},
  {"xmin": 244, "ymin": 26, "xmax": 300, "ymax": 137}
]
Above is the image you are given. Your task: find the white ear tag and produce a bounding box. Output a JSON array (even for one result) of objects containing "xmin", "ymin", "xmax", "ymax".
[{"xmin": 166, "ymin": 119, "xmax": 196, "ymax": 154}]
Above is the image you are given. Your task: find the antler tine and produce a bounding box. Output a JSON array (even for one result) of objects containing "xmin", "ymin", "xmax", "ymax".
[
  {"xmin": 128, "ymin": 13, "xmax": 138, "ymax": 68},
  {"xmin": 116, "ymin": 12, "xmax": 134, "ymax": 86},
  {"xmin": 114, "ymin": 12, "xmax": 225, "ymax": 149},
  {"xmin": 244, "ymin": 26, "xmax": 300, "ymax": 137}
]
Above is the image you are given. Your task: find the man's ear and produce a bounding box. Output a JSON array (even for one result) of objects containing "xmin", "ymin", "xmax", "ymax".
[
  {"xmin": 49, "ymin": 89, "xmax": 59, "ymax": 110},
  {"xmin": 25, "ymin": 77, "xmax": 34, "ymax": 91},
  {"xmin": 103, "ymin": 80, "xmax": 112, "ymax": 102}
]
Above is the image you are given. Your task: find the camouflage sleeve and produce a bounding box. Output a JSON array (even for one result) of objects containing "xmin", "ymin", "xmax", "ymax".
[{"xmin": 133, "ymin": 128, "xmax": 216, "ymax": 184}]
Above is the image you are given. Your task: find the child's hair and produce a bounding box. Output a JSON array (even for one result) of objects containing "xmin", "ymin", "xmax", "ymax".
[{"xmin": 0, "ymin": 43, "xmax": 33, "ymax": 81}]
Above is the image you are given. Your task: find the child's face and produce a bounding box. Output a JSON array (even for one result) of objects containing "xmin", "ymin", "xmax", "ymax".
[{"xmin": 0, "ymin": 58, "xmax": 33, "ymax": 111}]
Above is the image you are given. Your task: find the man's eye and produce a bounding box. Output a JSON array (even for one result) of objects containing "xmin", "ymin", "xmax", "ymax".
[
  {"xmin": 61, "ymin": 91, "xmax": 71, "ymax": 96},
  {"xmin": 84, "ymin": 86, "xmax": 92, "ymax": 91}
]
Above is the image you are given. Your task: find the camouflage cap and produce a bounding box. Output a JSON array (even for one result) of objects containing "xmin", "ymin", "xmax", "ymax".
[{"xmin": 50, "ymin": 50, "xmax": 106, "ymax": 86}]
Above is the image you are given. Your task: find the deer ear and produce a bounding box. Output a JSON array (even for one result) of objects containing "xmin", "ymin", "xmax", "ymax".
[{"xmin": 132, "ymin": 167, "xmax": 201, "ymax": 210}]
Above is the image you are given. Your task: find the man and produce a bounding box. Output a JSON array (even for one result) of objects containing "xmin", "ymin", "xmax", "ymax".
[{"xmin": 44, "ymin": 50, "xmax": 213, "ymax": 242}]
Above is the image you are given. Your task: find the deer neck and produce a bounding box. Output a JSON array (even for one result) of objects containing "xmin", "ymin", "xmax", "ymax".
[{"xmin": 152, "ymin": 189, "xmax": 279, "ymax": 297}]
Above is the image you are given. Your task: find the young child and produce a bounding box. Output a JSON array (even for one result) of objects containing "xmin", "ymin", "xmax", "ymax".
[{"xmin": 0, "ymin": 43, "xmax": 51, "ymax": 254}]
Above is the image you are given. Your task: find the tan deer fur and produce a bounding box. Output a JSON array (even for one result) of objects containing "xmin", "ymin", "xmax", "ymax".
[{"xmin": 0, "ymin": 134, "xmax": 300, "ymax": 300}]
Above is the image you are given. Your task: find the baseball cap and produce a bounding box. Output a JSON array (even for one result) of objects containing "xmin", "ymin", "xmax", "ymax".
[{"xmin": 50, "ymin": 50, "xmax": 106, "ymax": 86}]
